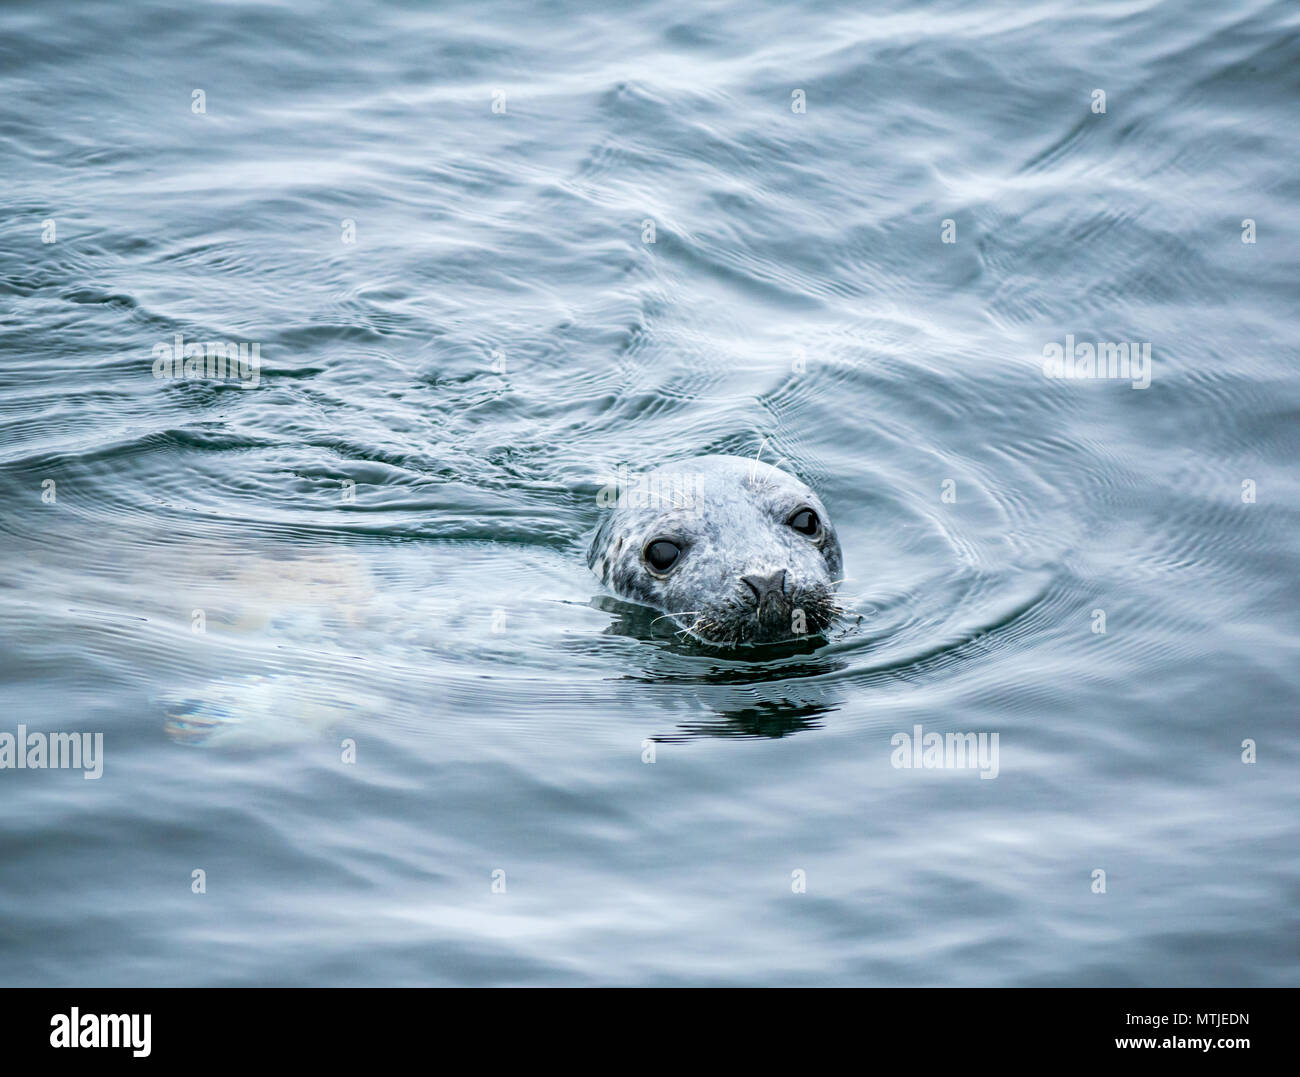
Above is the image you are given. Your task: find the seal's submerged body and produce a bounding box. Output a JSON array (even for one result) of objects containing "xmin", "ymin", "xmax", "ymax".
[{"xmin": 588, "ymin": 455, "xmax": 844, "ymax": 647}]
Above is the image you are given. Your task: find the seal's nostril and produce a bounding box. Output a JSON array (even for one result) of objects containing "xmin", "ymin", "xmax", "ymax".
[{"xmin": 741, "ymin": 569, "xmax": 787, "ymax": 604}]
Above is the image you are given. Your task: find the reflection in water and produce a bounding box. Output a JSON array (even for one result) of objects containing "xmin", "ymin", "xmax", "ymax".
[
  {"xmin": 655, "ymin": 698, "xmax": 840, "ymax": 742},
  {"xmin": 594, "ymin": 593, "xmax": 844, "ymax": 738},
  {"xmin": 589, "ymin": 568, "xmax": 1055, "ymax": 740}
]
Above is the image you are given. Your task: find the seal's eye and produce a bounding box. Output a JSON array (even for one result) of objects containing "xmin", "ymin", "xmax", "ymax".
[
  {"xmin": 644, "ymin": 540, "xmax": 681, "ymax": 573},
  {"xmin": 788, "ymin": 508, "xmax": 820, "ymax": 537}
]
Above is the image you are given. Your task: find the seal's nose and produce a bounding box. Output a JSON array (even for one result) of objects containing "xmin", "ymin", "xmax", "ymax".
[{"xmin": 741, "ymin": 569, "xmax": 787, "ymax": 605}]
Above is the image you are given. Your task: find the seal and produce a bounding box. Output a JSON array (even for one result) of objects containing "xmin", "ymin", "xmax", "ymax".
[{"xmin": 588, "ymin": 454, "xmax": 844, "ymax": 646}]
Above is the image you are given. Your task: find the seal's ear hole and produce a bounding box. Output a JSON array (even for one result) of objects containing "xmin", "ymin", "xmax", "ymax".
[
  {"xmin": 644, "ymin": 539, "xmax": 681, "ymax": 574},
  {"xmin": 788, "ymin": 507, "xmax": 821, "ymax": 538}
]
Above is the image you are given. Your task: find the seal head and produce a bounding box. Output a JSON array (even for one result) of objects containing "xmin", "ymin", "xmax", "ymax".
[{"xmin": 589, "ymin": 455, "xmax": 844, "ymax": 646}]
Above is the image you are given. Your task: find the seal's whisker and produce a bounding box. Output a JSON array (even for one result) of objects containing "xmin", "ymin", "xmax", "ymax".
[
  {"xmin": 749, "ymin": 436, "xmax": 769, "ymax": 484},
  {"xmin": 687, "ymin": 613, "xmax": 725, "ymax": 642},
  {"xmin": 651, "ymin": 610, "xmax": 699, "ymax": 626}
]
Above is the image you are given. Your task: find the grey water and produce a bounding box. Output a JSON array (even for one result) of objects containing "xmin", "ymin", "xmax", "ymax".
[{"xmin": 1, "ymin": 0, "xmax": 1297, "ymax": 987}]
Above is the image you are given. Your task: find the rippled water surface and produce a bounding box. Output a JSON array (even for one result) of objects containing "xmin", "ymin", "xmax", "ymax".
[{"xmin": 2, "ymin": 0, "xmax": 1298, "ymax": 986}]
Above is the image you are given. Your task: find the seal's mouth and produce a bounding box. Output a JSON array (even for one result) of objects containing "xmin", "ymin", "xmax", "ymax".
[{"xmin": 673, "ymin": 589, "xmax": 842, "ymax": 648}]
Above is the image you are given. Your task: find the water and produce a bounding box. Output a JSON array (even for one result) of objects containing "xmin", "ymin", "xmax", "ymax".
[{"xmin": 2, "ymin": 0, "xmax": 1297, "ymax": 986}]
